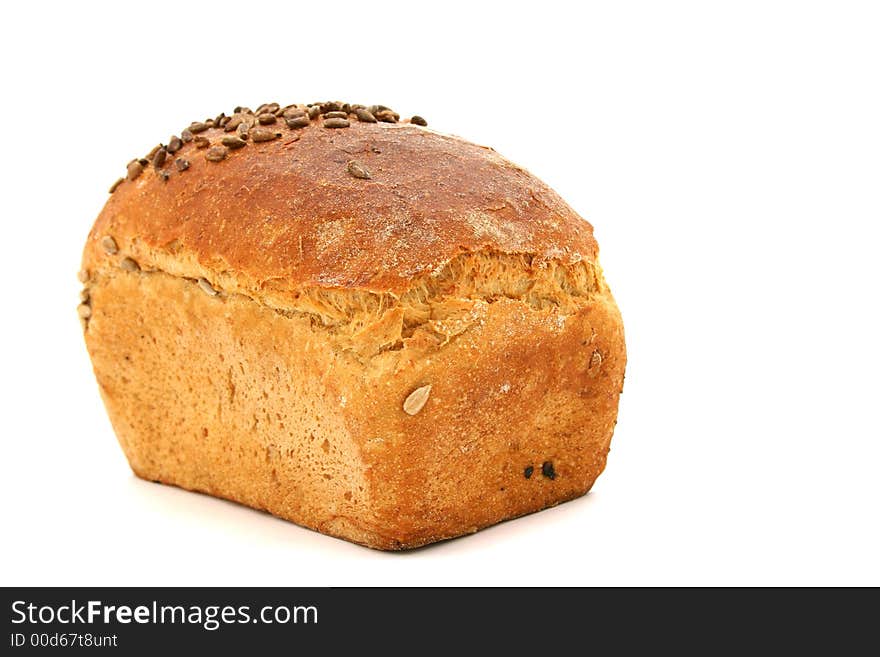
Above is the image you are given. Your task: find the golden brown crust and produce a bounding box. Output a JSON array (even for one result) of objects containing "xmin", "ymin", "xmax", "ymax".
[
  {"xmin": 356, "ymin": 291, "xmax": 625, "ymax": 548},
  {"xmin": 84, "ymin": 265, "xmax": 624, "ymax": 550},
  {"xmin": 82, "ymin": 117, "xmax": 597, "ymax": 299},
  {"xmin": 79, "ymin": 103, "xmax": 625, "ymax": 549}
]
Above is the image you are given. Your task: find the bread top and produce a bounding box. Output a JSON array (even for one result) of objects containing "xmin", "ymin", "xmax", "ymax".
[{"xmin": 83, "ymin": 102, "xmax": 599, "ymax": 298}]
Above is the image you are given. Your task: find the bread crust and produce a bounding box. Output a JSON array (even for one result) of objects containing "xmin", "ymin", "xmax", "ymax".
[
  {"xmin": 82, "ymin": 120, "xmax": 597, "ymax": 299},
  {"xmin": 80, "ymin": 107, "xmax": 625, "ymax": 549}
]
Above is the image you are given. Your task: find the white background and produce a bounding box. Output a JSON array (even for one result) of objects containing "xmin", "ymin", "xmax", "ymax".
[{"xmin": 2, "ymin": 1, "xmax": 878, "ymax": 586}]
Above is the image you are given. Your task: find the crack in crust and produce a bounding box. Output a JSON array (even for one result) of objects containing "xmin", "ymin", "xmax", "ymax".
[{"xmin": 87, "ymin": 249, "xmax": 606, "ymax": 362}]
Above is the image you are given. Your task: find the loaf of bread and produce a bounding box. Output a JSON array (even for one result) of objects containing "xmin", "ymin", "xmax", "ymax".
[{"xmin": 79, "ymin": 101, "xmax": 626, "ymax": 549}]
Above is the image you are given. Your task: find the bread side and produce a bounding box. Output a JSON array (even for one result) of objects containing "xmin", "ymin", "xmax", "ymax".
[
  {"xmin": 82, "ymin": 247, "xmax": 623, "ymax": 548},
  {"xmin": 88, "ymin": 264, "xmax": 408, "ymax": 543}
]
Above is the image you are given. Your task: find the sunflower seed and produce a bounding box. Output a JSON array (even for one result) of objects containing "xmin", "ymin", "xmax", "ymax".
[
  {"xmin": 257, "ymin": 113, "xmax": 277, "ymax": 125},
  {"xmin": 146, "ymin": 144, "xmax": 162, "ymax": 159},
  {"xmin": 101, "ymin": 236, "xmax": 118, "ymax": 254},
  {"xmin": 152, "ymin": 147, "xmax": 167, "ymax": 168},
  {"xmin": 256, "ymin": 102, "xmax": 279, "ymax": 115},
  {"xmin": 321, "ymin": 101, "xmax": 342, "ymax": 113},
  {"xmin": 375, "ymin": 110, "xmax": 398, "ymax": 123},
  {"xmin": 251, "ymin": 128, "xmax": 280, "ymax": 142},
  {"xmin": 410, "ymin": 115, "xmax": 427, "ymax": 126},
  {"xmin": 120, "ymin": 257, "xmax": 140, "ymax": 272},
  {"xmin": 222, "ymin": 135, "xmax": 247, "ymax": 149},
  {"xmin": 355, "ymin": 108, "xmax": 377, "ymax": 123},
  {"xmin": 175, "ymin": 158, "xmax": 190, "ymax": 171},
  {"xmin": 237, "ymin": 122, "xmax": 249, "ymax": 139},
  {"xmin": 198, "ymin": 277, "xmax": 219, "ymax": 296},
  {"xmin": 167, "ymin": 136, "xmax": 183, "ymax": 153},
  {"xmin": 323, "ymin": 118, "xmax": 350, "ymax": 129},
  {"xmin": 347, "ymin": 160, "xmax": 371, "ymax": 179},
  {"xmin": 77, "ymin": 303, "xmax": 92, "ymax": 319},
  {"xmin": 324, "ymin": 111, "xmax": 348, "ymax": 119},
  {"xmin": 283, "ymin": 107, "xmax": 306, "ymax": 119},
  {"xmin": 108, "ymin": 177, "xmax": 124, "ymax": 193},
  {"xmin": 403, "ymin": 384, "xmax": 432, "ymax": 415},
  {"xmin": 127, "ymin": 160, "xmax": 144, "ymax": 180},
  {"xmin": 194, "ymin": 136, "xmax": 210, "ymax": 148},
  {"xmin": 181, "ymin": 129, "xmax": 193, "ymax": 143},
  {"xmin": 308, "ymin": 105, "xmax": 321, "ymax": 119},
  {"xmin": 189, "ymin": 121, "xmax": 209, "ymax": 133},
  {"xmin": 205, "ymin": 145, "xmax": 228, "ymax": 161},
  {"xmin": 225, "ymin": 116, "xmax": 243, "ymax": 132},
  {"xmin": 286, "ymin": 115, "xmax": 309, "ymax": 129}
]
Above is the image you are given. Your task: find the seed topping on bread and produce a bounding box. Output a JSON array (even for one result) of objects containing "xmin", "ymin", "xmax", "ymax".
[
  {"xmin": 107, "ymin": 101, "xmax": 428, "ymax": 193},
  {"xmin": 403, "ymin": 385, "xmax": 432, "ymax": 416}
]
